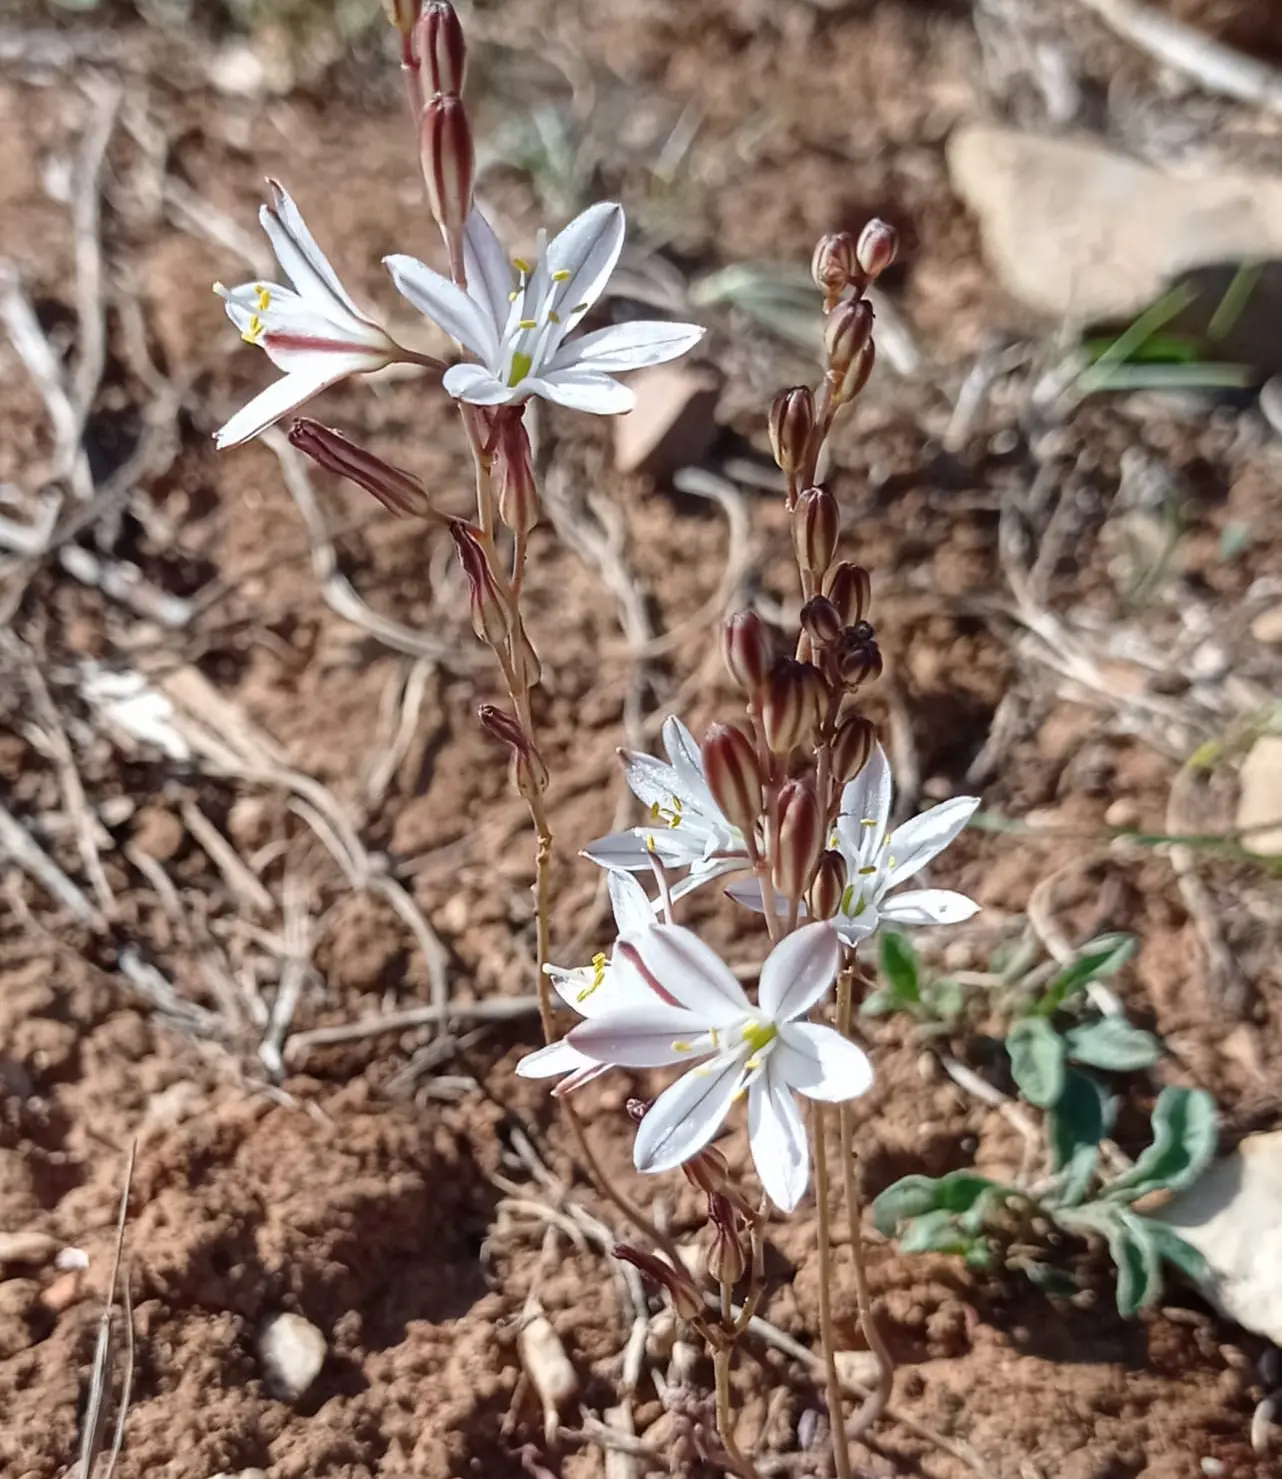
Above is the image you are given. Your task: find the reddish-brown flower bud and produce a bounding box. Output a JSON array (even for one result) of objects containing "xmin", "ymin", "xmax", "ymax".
[
  {"xmin": 768, "ymin": 386, "xmax": 815, "ymax": 478},
  {"xmin": 835, "ymin": 620, "xmax": 882, "ymax": 689},
  {"xmin": 705, "ymin": 1214, "xmax": 747, "ymax": 1287},
  {"xmin": 825, "ymin": 562, "xmax": 872, "ymax": 626},
  {"xmin": 478, "ymin": 704, "xmax": 549, "ymax": 797},
  {"xmin": 808, "ymin": 849, "xmax": 847, "ymax": 920},
  {"xmin": 811, "ymin": 231, "xmax": 857, "ymax": 302},
  {"xmin": 613, "ymin": 1245, "xmax": 704, "ymax": 1322},
  {"xmin": 682, "ymin": 1144, "xmax": 756, "ymax": 1220},
  {"xmin": 799, "ymin": 595, "xmax": 842, "ymax": 647},
  {"xmin": 289, "ymin": 418, "xmax": 439, "ymax": 521},
  {"xmin": 856, "ymin": 218, "xmax": 898, "ymax": 281},
  {"xmin": 824, "ymin": 298, "xmax": 874, "ymax": 380},
  {"xmin": 511, "ymin": 621, "xmax": 543, "ymax": 689},
  {"xmin": 415, "ymin": 0, "xmax": 466, "ymax": 96},
  {"xmin": 830, "ymin": 712, "xmax": 876, "ymax": 783},
  {"xmin": 762, "ymin": 659, "xmax": 825, "ymax": 754},
  {"xmin": 420, "ymin": 94, "xmax": 474, "ymax": 233},
  {"xmin": 773, "ymin": 779, "xmax": 824, "ymax": 902},
  {"xmin": 721, "ymin": 610, "xmax": 772, "ymax": 695},
  {"xmin": 832, "ymin": 339, "xmax": 875, "ymax": 407},
  {"xmin": 700, "ymin": 721, "xmax": 763, "ymax": 836},
  {"xmin": 792, "ymin": 485, "xmax": 841, "ymax": 577},
  {"xmin": 492, "ymin": 413, "xmax": 538, "ymax": 535},
  {"xmin": 450, "ymin": 521, "xmax": 509, "ymax": 647}
]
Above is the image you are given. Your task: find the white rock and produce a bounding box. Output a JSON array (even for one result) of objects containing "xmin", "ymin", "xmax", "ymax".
[
  {"xmin": 256, "ymin": 1312, "xmax": 327, "ymax": 1402},
  {"xmin": 947, "ymin": 124, "xmax": 1282, "ymax": 320},
  {"xmin": 834, "ymin": 1349, "xmax": 882, "ymax": 1393},
  {"xmin": 1158, "ymin": 1131, "xmax": 1282, "ymax": 1344},
  {"xmin": 1250, "ymin": 605, "xmax": 1282, "ymax": 645},
  {"xmin": 1237, "ymin": 736, "xmax": 1282, "ymax": 856}
]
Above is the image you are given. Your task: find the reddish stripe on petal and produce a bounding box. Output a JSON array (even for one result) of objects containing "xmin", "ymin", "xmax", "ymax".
[
  {"xmin": 615, "ymin": 940, "xmax": 680, "ymax": 1007},
  {"xmin": 263, "ymin": 331, "xmax": 380, "ymax": 356}
]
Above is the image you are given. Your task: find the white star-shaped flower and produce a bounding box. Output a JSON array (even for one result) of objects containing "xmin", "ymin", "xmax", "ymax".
[
  {"xmin": 215, "ymin": 181, "xmax": 408, "ymax": 449},
  {"xmin": 568, "ymin": 921, "xmax": 872, "ymax": 1212},
  {"xmin": 582, "ymin": 716, "xmax": 753, "ymax": 901},
  {"xmin": 385, "ymin": 202, "xmax": 704, "ymax": 413}
]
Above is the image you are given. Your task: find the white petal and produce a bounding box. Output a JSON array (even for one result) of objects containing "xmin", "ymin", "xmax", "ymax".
[
  {"xmin": 661, "ymin": 715, "xmax": 722, "ymax": 815},
  {"xmin": 442, "ymin": 361, "xmax": 521, "ymax": 404},
  {"xmin": 885, "ymin": 796, "xmax": 979, "ymax": 886},
  {"xmin": 723, "ymin": 876, "xmax": 795, "ymax": 917},
  {"xmin": 634, "ymin": 1056, "xmax": 743, "ymax": 1174},
  {"xmin": 667, "ymin": 855, "xmax": 753, "ymax": 903},
  {"xmin": 515, "ymin": 1039, "xmax": 592, "ymax": 1079},
  {"xmin": 758, "ymin": 922, "xmax": 841, "ymax": 1021},
  {"xmin": 544, "ymin": 202, "xmax": 625, "ymax": 322},
  {"xmin": 747, "ymin": 1064, "xmax": 809, "ymax": 1212},
  {"xmin": 568, "ymin": 1003, "xmax": 711, "ymax": 1067},
  {"xmin": 837, "ymin": 743, "xmax": 893, "ymax": 855},
  {"xmin": 609, "ymin": 869, "xmax": 656, "ymax": 936},
  {"xmin": 581, "ymin": 831, "xmax": 653, "ymax": 871},
  {"xmin": 620, "ymin": 750, "xmax": 683, "ymax": 811},
  {"xmin": 214, "ymin": 361, "xmax": 366, "ymax": 448},
  {"xmin": 263, "ymin": 179, "xmax": 362, "ymax": 317},
  {"xmin": 626, "ymin": 925, "xmax": 751, "ymax": 1021},
  {"xmin": 775, "ymin": 1022, "xmax": 874, "ymax": 1102},
  {"xmin": 833, "ymin": 902, "xmax": 880, "ymax": 948},
  {"xmin": 524, "ymin": 371, "xmax": 635, "ymax": 414},
  {"xmin": 881, "ymin": 888, "xmax": 979, "ymax": 927},
  {"xmin": 385, "ymin": 254, "xmax": 500, "ymax": 360},
  {"xmin": 463, "ymin": 206, "xmax": 515, "ymax": 334},
  {"xmin": 548, "ymin": 320, "xmax": 705, "ymax": 373}
]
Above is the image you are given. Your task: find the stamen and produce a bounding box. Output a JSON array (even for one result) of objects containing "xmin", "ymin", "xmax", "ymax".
[
  {"xmin": 575, "ymin": 952, "xmax": 610, "ymax": 1003},
  {"xmin": 861, "ymin": 818, "xmax": 879, "ymax": 829},
  {"xmin": 518, "ymin": 318, "xmax": 539, "ymax": 331},
  {"xmin": 513, "ymin": 257, "xmax": 532, "ymax": 274},
  {"xmin": 841, "ymin": 882, "xmax": 857, "ymax": 915},
  {"xmin": 508, "ymin": 289, "xmax": 520, "ymax": 302},
  {"xmin": 857, "ymin": 865, "xmax": 878, "ymax": 876},
  {"xmin": 548, "ymin": 311, "xmax": 561, "ymax": 324},
  {"xmin": 645, "ymin": 835, "xmax": 657, "ymax": 853},
  {"xmin": 256, "ymin": 285, "xmax": 272, "ymax": 312},
  {"xmin": 242, "ymin": 313, "xmax": 264, "ymax": 345},
  {"xmin": 672, "ymin": 1040, "xmax": 694, "ymax": 1053},
  {"xmin": 551, "ymin": 269, "xmax": 572, "ymax": 282}
]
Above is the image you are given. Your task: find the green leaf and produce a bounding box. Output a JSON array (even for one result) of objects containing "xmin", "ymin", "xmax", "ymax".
[
  {"xmin": 871, "ymin": 1171, "xmax": 997, "ymax": 1237},
  {"xmin": 1037, "ymin": 934, "xmax": 1137, "ymax": 1015},
  {"xmin": 1107, "ymin": 1211, "xmax": 1162, "ymax": 1317},
  {"xmin": 1017, "ymin": 1261, "xmax": 1080, "ymax": 1298},
  {"xmin": 879, "ymin": 932, "xmax": 921, "ymax": 1007},
  {"xmin": 1049, "ymin": 1070, "xmax": 1110, "ymax": 1173},
  {"xmin": 1141, "ymin": 1221, "xmax": 1210, "ymax": 1286},
  {"xmin": 899, "ymin": 1210, "xmax": 977, "ymax": 1256},
  {"xmin": 859, "ymin": 987, "xmax": 900, "ymax": 1018},
  {"xmin": 1104, "ymin": 1087, "xmax": 1218, "ymax": 1201},
  {"xmin": 1065, "ymin": 1018, "xmax": 1163, "ymax": 1072},
  {"xmin": 1007, "ymin": 1016, "xmax": 1067, "ymax": 1107},
  {"xmin": 925, "ymin": 978, "xmax": 964, "ymax": 1022}
]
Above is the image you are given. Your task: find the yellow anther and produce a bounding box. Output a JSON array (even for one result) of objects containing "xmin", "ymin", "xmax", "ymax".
[
  {"xmin": 575, "ymin": 951, "xmax": 610, "ymax": 1003},
  {"xmin": 887, "ymin": 855, "xmax": 897, "ymax": 869},
  {"xmin": 241, "ymin": 313, "xmax": 264, "ymax": 345},
  {"xmin": 828, "ymin": 831, "xmax": 839, "ymax": 849},
  {"xmin": 672, "ymin": 1040, "xmax": 694, "ymax": 1053},
  {"xmin": 645, "ymin": 834, "xmax": 657, "ymax": 853},
  {"xmin": 857, "ymin": 865, "xmax": 878, "ymax": 877},
  {"xmin": 508, "ymin": 289, "xmax": 520, "ymax": 302},
  {"xmin": 551, "ymin": 269, "xmax": 572, "ymax": 282},
  {"xmin": 518, "ymin": 318, "xmax": 539, "ymax": 330},
  {"xmin": 861, "ymin": 818, "xmax": 878, "ymax": 829},
  {"xmin": 548, "ymin": 311, "xmax": 561, "ymax": 324},
  {"xmin": 649, "ymin": 801, "xmax": 662, "ymax": 821},
  {"xmin": 513, "ymin": 257, "xmax": 532, "ymax": 274},
  {"xmin": 571, "ymin": 302, "xmax": 589, "ymax": 313},
  {"xmin": 256, "ymin": 285, "xmax": 272, "ymax": 312}
]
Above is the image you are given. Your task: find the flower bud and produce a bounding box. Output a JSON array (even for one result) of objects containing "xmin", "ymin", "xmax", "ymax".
[
  {"xmin": 721, "ymin": 610, "xmax": 772, "ymax": 695},
  {"xmin": 478, "ymin": 704, "xmax": 549, "ymax": 797},
  {"xmin": 799, "ymin": 595, "xmax": 842, "ymax": 647},
  {"xmin": 289, "ymin": 418, "xmax": 440, "ymax": 521},
  {"xmin": 762, "ymin": 660, "xmax": 825, "ymax": 754},
  {"xmin": 792, "ymin": 485, "xmax": 840, "ymax": 577},
  {"xmin": 808, "ymin": 849, "xmax": 847, "ymax": 920},
  {"xmin": 824, "ymin": 298, "xmax": 874, "ymax": 381},
  {"xmin": 512, "ymin": 620, "xmax": 543, "ymax": 689},
  {"xmin": 835, "ymin": 620, "xmax": 882, "ymax": 690},
  {"xmin": 492, "ymin": 413, "xmax": 538, "ymax": 535},
  {"xmin": 767, "ymin": 386, "xmax": 815, "ymax": 478},
  {"xmin": 830, "ymin": 712, "xmax": 876, "ymax": 783},
  {"xmin": 832, "ymin": 339, "xmax": 875, "ymax": 407},
  {"xmin": 415, "ymin": 0, "xmax": 466, "ymax": 96},
  {"xmin": 420, "ymin": 94, "xmax": 474, "ymax": 233},
  {"xmin": 706, "ymin": 1215, "xmax": 747, "ymax": 1288},
  {"xmin": 700, "ymin": 721, "xmax": 763, "ymax": 837},
  {"xmin": 856, "ymin": 218, "xmax": 898, "ymax": 281},
  {"xmin": 773, "ymin": 780, "xmax": 824, "ymax": 902},
  {"xmin": 613, "ymin": 1245, "xmax": 704, "ymax": 1323},
  {"xmin": 450, "ymin": 521, "xmax": 509, "ymax": 647},
  {"xmin": 811, "ymin": 231, "xmax": 857, "ymax": 302},
  {"xmin": 825, "ymin": 562, "xmax": 872, "ymax": 626},
  {"xmin": 682, "ymin": 1144, "xmax": 757, "ymax": 1220}
]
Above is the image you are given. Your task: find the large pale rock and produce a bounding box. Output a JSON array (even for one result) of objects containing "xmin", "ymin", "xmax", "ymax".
[
  {"xmin": 1237, "ymin": 736, "xmax": 1282, "ymax": 856},
  {"xmin": 1158, "ymin": 1131, "xmax": 1282, "ymax": 1343},
  {"xmin": 947, "ymin": 124, "xmax": 1282, "ymax": 320},
  {"xmin": 613, "ymin": 363, "xmax": 721, "ymax": 479}
]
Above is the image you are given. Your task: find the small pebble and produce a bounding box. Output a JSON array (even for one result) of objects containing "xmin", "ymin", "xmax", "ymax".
[{"xmin": 256, "ymin": 1311, "xmax": 327, "ymax": 1402}]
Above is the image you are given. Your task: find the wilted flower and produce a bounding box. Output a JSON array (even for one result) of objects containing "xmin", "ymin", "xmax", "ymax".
[{"xmin": 386, "ymin": 202, "xmax": 704, "ymax": 413}]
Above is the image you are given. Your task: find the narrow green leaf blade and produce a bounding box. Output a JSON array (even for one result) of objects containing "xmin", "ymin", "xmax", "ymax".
[{"xmin": 1037, "ymin": 934, "xmax": 1137, "ymax": 1015}]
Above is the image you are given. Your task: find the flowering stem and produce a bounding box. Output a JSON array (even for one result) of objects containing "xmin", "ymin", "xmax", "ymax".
[
  {"xmin": 811, "ymin": 1101, "xmax": 853, "ymax": 1479},
  {"xmin": 837, "ymin": 966, "xmax": 893, "ymax": 1439},
  {"xmin": 714, "ymin": 1281, "xmax": 761, "ymax": 1479}
]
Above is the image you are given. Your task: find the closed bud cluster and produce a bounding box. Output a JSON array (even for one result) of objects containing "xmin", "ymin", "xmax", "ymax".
[
  {"xmin": 762, "ymin": 659, "xmax": 827, "ymax": 754},
  {"xmin": 420, "ymin": 94, "xmax": 474, "ymax": 233},
  {"xmin": 773, "ymin": 779, "xmax": 824, "ymax": 901},
  {"xmin": 767, "ymin": 386, "xmax": 814, "ymax": 479},
  {"xmin": 808, "ymin": 849, "xmax": 847, "ymax": 920},
  {"xmin": 705, "ymin": 1197, "xmax": 748, "ymax": 1286},
  {"xmin": 415, "ymin": 0, "xmax": 467, "ymax": 96},
  {"xmin": 826, "ymin": 562, "xmax": 872, "ymax": 626},
  {"xmin": 613, "ymin": 1245, "xmax": 704, "ymax": 1323},
  {"xmin": 810, "ymin": 231, "xmax": 857, "ymax": 303},
  {"xmin": 835, "ymin": 620, "xmax": 882, "ymax": 690},
  {"xmin": 856, "ymin": 218, "xmax": 898, "ymax": 281},
  {"xmin": 830, "ymin": 713, "xmax": 876, "ymax": 782},
  {"xmin": 492, "ymin": 413, "xmax": 538, "ymax": 535},
  {"xmin": 700, "ymin": 722, "xmax": 763, "ymax": 836},
  {"xmin": 823, "ymin": 298, "xmax": 874, "ymax": 381},
  {"xmin": 792, "ymin": 485, "xmax": 840, "ymax": 577},
  {"xmin": 450, "ymin": 521, "xmax": 509, "ymax": 647},
  {"xmin": 721, "ymin": 610, "xmax": 772, "ymax": 695},
  {"xmin": 832, "ymin": 339, "xmax": 875, "ymax": 407},
  {"xmin": 799, "ymin": 595, "xmax": 842, "ymax": 647},
  {"xmin": 288, "ymin": 418, "xmax": 439, "ymax": 521}
]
